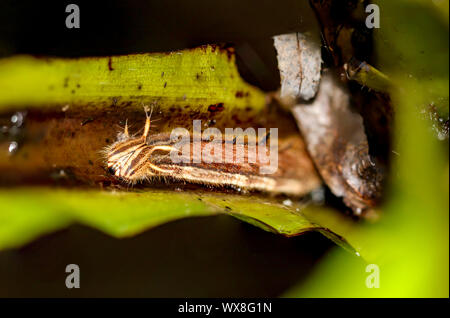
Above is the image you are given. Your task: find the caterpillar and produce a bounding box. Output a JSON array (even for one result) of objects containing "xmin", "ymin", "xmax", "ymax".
[{"xmin": 104, "ymin": 107, "xmax": 320, "ymax": 196}]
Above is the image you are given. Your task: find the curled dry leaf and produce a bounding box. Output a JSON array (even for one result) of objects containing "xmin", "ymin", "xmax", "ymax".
[
  {"xmin": 273, "ymin": 32, "xmax": 322, "ymax": 102},
  {"xmin": 292, "ymin": 70, "xmax": 384, "ymax": 215},
  {"xmin": 272, "ymin": 29, "xmax": 384, "ymax": 214}
]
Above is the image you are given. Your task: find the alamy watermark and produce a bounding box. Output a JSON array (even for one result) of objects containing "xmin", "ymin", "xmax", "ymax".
[
  {"xmin": 365, "ymin": 4, "xmax": 380, "ymax": 29},
  {"xmin": 65, "ymin": 264, "xmax": 80, "ymax": 289},
  {"xmin": 65, "ymin": 4, "xmax": 80, "ymax": 29},
  {"xmin": 365, "ymin": 264, "xmax": 380, "ymax": 288}
]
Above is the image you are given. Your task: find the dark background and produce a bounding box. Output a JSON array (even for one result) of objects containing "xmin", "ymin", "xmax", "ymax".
[
  {"xmin": 0, "ymin": 0, "xmax": 356, "ymax": 297},
  {"xmin": 0, "ymin": 0, "xmax": 320, "ymax": 91},
  {"xmin": 0, "ymin": 217, "xmax": 333, "ymax": 297}
]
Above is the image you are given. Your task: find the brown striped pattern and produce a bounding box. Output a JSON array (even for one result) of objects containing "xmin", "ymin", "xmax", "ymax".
[{"xmin": 105, "ymin": 119, "xmax": 321, "ymax": 196}]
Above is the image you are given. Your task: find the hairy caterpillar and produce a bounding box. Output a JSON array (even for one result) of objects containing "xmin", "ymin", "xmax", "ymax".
[{"xmin": 104, "ymin": 107, "xmax": 320, "ymax": 196}]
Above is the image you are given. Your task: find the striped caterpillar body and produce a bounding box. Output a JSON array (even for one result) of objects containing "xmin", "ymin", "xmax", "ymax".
[{"xmin": 104, "ymin": 107, "xmax": 320, "ymax": 196}]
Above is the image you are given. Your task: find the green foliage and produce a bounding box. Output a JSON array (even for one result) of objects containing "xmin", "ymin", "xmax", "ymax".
[
  {"xmin": 374, "ymin": 0, "xmax": 449, "ymax": 119},
  {"xmin": 0, "ymin": 188, "xmax": 356, "ymax": 251},
  {"xmin": 0, "ymin": 45, "xmax": 266, "ymax": 113},
  {"xmin": 286, "ymin": 0, "xmax": 449, "ymax": 297}
]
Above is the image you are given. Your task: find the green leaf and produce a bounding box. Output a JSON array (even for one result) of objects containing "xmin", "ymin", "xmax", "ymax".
[
  {"xmin": 0, "ymin": 45, "xmax": 358, "ymax": 253},
  {"xmin": 0, "ymin": 187, "xmax": 359, "ymax": 252},
  {"xmin": 285, "ymin": 79, "xmax": 449, "ymax": 297},
  {"xmin": 373, "ymin": 0, "xmax": 449, "ymax": 120},
  {"xmin": 0, "ymin": 188, "xmax": 217, "ymax": 250},
  {"xmin": 0, "ymin": 45, "xmax": 266, "ymax": 113},
  {"xmin": 286, "ymin": 0, "xmax": 449, "ymax": 297}
]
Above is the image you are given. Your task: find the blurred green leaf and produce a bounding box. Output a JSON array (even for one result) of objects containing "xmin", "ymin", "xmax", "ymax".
[
  {"xmin": 286, "ymin": 0, "xmax": 449, "ymax": 297},
  {"xmin": 374, "ymin": 0, "xmax": 449, "ymax": 120},
  {"xmin": 0, "ymin": 189, "xmax": 219, "ymax": 250},
  {"xmin": 0, "ymin": 188, "xmax": 359, "ymax": 252}
]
